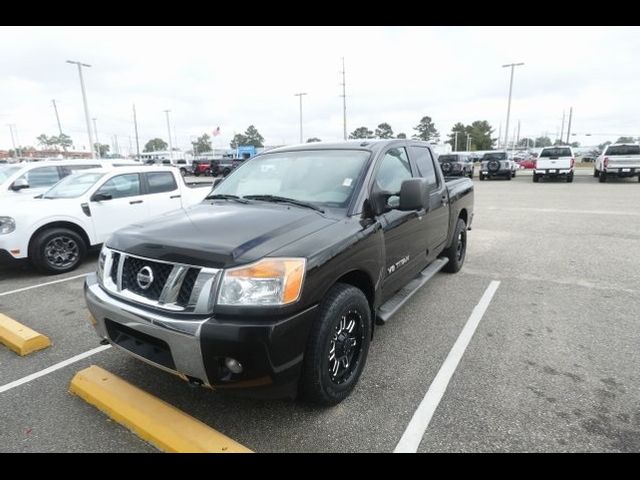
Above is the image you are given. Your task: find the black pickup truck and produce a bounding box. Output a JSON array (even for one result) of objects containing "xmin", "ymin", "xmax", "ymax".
[{"xmin": 85, "ymin": 140, "xmax": 474, "ymax": 405}]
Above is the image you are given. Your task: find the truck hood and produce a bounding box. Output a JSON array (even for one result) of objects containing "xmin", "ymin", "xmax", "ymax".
[{"xmin": 107, "ymin": 201, "xmax": 339, "ymax": 268}]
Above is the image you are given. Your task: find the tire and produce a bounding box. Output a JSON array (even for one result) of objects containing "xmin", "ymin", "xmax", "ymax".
[
  {"xmin": 29, "ymin": 228, "xmax": 87, "ymax": 275},
  {"xmin": 512, "ymin": 171, "xmax": 516, "ymax": 178},
  {"xmin": 469, "ymin": 171, "xmax": 473, "ymax": 179},
  {"xmin": 637, "ymin": 175, "xmax": 640, "ymax": 183},
  {"xmin": 194, "ymin": 170, "xmax": 201, "ymax": 177},
  {"xmin": 599, "ymin": 172, "xmax": 607, "ymax": 183},
  {"xmin": 566, "ymin": 172, "xmax": 574, "ymax": 183},
  {"xmin": 299, "ymin": 283, "xmax": 371, "ymax": 406},
  {"xmin": 506, "ymin": 173, "xmax": 512, "ymax": 180},
  {"xmin": 593, "ymin": 169, "xmax": 599, "ymax": 178},
  {"xmin": 479, "ymin": 173, "xmax": 485, "ymax": 181},
  {"xmin": 223, "ymin": 168, "xmax": 231, "ymax": 177},
  {"xmin": 179, "ymin": 168, "xmax": 187, "ymax": 177},
  {"xmin": 442, "ymin": 218, "xmax": 467, "ymax": 274}
]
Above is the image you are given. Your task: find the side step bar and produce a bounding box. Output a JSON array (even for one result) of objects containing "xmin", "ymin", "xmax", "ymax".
[{"xmin": 376, "ymin": 257, "xmax": 449, "ymax": 324}]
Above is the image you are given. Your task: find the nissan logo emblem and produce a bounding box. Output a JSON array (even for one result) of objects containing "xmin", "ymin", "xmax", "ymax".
[{"xmin": 136, "ymin": 266, "xmax": 154, "ymax": 290}]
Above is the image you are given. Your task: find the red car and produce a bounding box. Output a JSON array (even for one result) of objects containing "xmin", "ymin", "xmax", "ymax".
[
  {"xmin": 518, "ymin": 158, "xmax": 536, "ymax": 169},
  {"xmin": 192, "ymin": 160, "xmax": 212, "ymax": 176}
]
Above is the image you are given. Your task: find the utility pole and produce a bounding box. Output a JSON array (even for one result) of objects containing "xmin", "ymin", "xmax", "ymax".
[
  {"xmin": 501, "ymin": 62, "xmax": 525, "ymax": 149},
  {"xmin": 66, "ymin": 60, "xmax": 96, "ymax": 158},
  {"xmin": 52, "ymin": 99, "xmax": 63, "ymax": 135},
  {"xmin": 516, "ymin": 120, "xmax": 521, "ymax": 147},
  {"xmin": 340, "ymin": 57, "xmax": 347, "ymax": 140},
  {"xmin": 466, "ymin": 133, "xmax": 471, "ymax": 151},
  {"xmin": 164, "ymin": 110, "xmax": 173, "ymax": 159},
  {"xmin": 454, "ymin": 131, "xmax": 459, "ymax": 151},
  {"xmin": 128, "ymin": 136, "xmax": 132, "ymax": 158},
  {"xmin": 566, "ymin": 107, "xmax": 573, "ymax": 144},
  {"xmin": 560, "ymin": 111, "xmax": 565, "ymax": 144},
  {"xmin": 294, "ymin": 92, "xmax": 307, "ymax": 143},
  {"xmin": 497, "ymin": 123, "xmax": 502, "ymax": 149},
  {"xmin": 92, "ymin": 118, "xmax": 100, "ymax": 159},
  {"xmin": 133, "ymin": 104, "xmax": 140, "ymax": 159}
]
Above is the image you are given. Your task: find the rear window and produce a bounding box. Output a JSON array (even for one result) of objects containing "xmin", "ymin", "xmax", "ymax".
[
  {"xmin": 540, "ymin": 148, "xmax": 572, "ymax": 157},
  {"xmin": 482, "ymin": 152, "xmax": 506, "ymax": 161},
  {"xmin": 606, "ymin": 145, "xmax": 640, "ymax": 156},
  {"xmin": 438, "ymin": 155, "xmax": 458, "ymax": 162}
]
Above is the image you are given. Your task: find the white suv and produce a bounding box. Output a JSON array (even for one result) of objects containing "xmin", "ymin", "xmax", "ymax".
[{"xmin": 533, "ymin": 146, "xmax": 575, "ymax": 183}]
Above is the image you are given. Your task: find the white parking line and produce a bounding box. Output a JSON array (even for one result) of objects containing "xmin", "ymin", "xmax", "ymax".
[
  {"xmin": 0, "ymin": 344, "xmax": 111, "ymax": 394},
  {"xmin": 0, "ymin": 273, "xmax": 89, "ymax": 297},
  {"xmin": 394, "ymin": 280, "xmax": 501, "ymax": 453}
]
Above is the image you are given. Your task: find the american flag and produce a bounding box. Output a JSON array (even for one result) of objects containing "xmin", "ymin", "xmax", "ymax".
[{"xmin": 212, "ymin": 126, "xmax": 220, "ymax": 136}]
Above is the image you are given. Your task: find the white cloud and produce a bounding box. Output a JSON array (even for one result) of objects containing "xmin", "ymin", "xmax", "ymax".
[{"xmin": 1, "ymin": 26, "xmax": 638, "ymax": 153}]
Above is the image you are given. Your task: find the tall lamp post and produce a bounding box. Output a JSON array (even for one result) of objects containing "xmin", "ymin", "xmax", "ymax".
[
  {"xmin": 502, "ymin": 62, "xmax": 524, "ymax": 149},
  {"xmin": 164, "ymin": 110, "xmax": 173, "ymax": 160},
  {"xmin": 294, "ymin": 92, "xmax": 307, "ymax": 144},
  {"xmin": 66, "ymin": 60, "xmax": 96, "ymax": 158}
]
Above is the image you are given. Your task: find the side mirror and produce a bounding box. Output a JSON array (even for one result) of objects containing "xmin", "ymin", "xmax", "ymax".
[
  {"xmin": 213, "ymin": 178, "xmax": 223, "ymax": 187},
  {"xmin": 10, "ymin": 178, "xmax": 29, "ymax": 191},
  {"xmin": 399, "ymin": 178, "xmax": 430, "ymax": 211},
  {"xmin": 92, "ymin": 192, "xmax": 113, "ymax": 202}
]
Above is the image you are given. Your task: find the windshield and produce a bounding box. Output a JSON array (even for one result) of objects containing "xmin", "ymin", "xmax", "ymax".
[
  {"xmin": 540, "ymin": 148, "xmax": 572, "ymax": 157},
  {"xmin": 0, "ymin": 166, "xmax": 20, "ymax": 183},
  {"xmin": 606, "ymin": 145, "xmax": 640, "ymax": 156},
  {"xmin": 438, "ymin": 155, "xmax": 458, "ymax": 162},
  {"xmin": 43, "ymin": 172, "xmax": 105, "ymax": 199},
  {"xmin": 483, "ymin": 153, "xmax": 506, "ymax": 161},
  {"xmin": 213, "ymin": 150, "xmax": 370, "ymax": 208}
]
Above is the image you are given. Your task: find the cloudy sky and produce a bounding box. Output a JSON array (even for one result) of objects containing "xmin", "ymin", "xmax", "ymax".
[{"xmin": 1, "ymin": 26, "xmax": 638, "ymax": 154}]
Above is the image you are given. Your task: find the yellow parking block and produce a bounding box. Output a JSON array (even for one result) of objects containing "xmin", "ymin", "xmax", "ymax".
[
  {"xmin": 0, "ymin": 313, "xmax": 51, "ymax": 356},
  {"xmin": 69, "ymin": 365, "xmax": 252, "ymax": 453}
]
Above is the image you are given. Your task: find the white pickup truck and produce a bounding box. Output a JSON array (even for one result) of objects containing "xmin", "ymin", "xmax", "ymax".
[
  {"xmin": 0, "ymin": 159, "xmax": 140, "ymax": 199},
  {"xmin": 594, "ymin": 143, "xmax": 640, "ymax": 183},
  {"xmin": 0, "ymin": 166, "xmax": 211, "ymax": 273},
  {"xmin": 533, "ymin": 146, "xmax": 575, "ymax": 183}
]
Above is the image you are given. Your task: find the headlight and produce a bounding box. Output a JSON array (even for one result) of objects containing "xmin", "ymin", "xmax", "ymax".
[
  {"xmin": 0, "ymin": 217, "xmax": 16, "ymax": 235},
  {"xmin": 97, "ymin": 245, "xmax": 107, "ymax": 281},
  {"xmin": 217, "ymin": 258, "xmax": 306, "ymax": 306}
]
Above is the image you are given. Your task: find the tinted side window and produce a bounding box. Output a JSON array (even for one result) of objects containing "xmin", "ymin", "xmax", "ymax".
[
  {"xmin": 146, "ymin": 172, "xmax": 177, "ymax": 194},
  {"xmin": 374, "ymin": 147, "xmax": 412, "ymax": 193},
  {"xmin": 410, "ymin": 146, "xmax": 438, "ymax": 186},
  {"xmin": 96, "ymin": 174, "xmax": 141, "ymax": 199},
  {"xmin": 23, "ymin": 167, "xmax": 62, "ymax": 188}
]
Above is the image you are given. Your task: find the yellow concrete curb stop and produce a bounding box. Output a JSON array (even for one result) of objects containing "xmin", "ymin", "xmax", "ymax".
[
  {"xmin": 69, "ymin": 365, "xmax": 252, "ymax": 453},
  {"xmin": 0, "ymin": 313, "xmax": 51, "ymax": 356}
]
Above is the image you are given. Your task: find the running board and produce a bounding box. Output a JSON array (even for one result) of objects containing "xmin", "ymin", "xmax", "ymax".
[{"xmin": 376, "ymin": 257, "xmax": 449, "ymax": 324}]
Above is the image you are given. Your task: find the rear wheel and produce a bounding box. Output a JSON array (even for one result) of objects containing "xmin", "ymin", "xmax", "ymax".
[
  {"xmin": 479, "ymin": 173, "xmax": 485, "ymax": 181},
  {"xmin": 593, "ymin": 169, "xmax": 599, "ymax": 178},
  {"xmin": 299, "ymin": 283, "xmax": 371, "ymax": 406},
  {"xmin": 506, "ymin": 173, "xmax": 512, "ymax": 180},
  {"xmin": 30, "ymin": 228, "xmax": 87, "ymax": 275},
  {"xmin": 442, "ymin": 218, "xmax": 467, "ymax": 274},
  {"xmin": 566, "ymin": 172, "xmax": 574, "ymax": 183},
  {"xmin": 599, "ymin": 172, "xmax": 607, "ymax": 183},
  {"xmin": 223, "ymin": 168, "xmax": 231, "ymax": 177},
  {"xmin": 533, "ymin": 174, "xmax": 539, "ymax": 183}
]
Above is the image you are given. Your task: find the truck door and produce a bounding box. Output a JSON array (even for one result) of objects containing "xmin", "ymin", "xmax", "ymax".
[
  {"xmin": 409, "ymin": 146, "xmax": 449, "ymax": 256},
  {"xmin": 373, "ymin": 146, "xmax": 429, "ymax": 301}
]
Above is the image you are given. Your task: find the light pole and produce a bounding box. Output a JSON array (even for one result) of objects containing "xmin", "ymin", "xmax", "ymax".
[
  {"xmin": 502, "ymin": 62, "xmax": 524, "ymax": 149},
  {"xmin": 454, "ymin": 131, "xmax": 459, "ymax": 151},
  {"xmin": 466, "ymin": 133, "xmax": 471, "ymax": 151},
  {"xmin": 294, "ymin": 92, "xmax": 307, "ymax": 143},
  {"xmin": 92, "ymin": 118, "xmax": 100, "ymax": 159},
  {"xmin": 66, "ymin": 60, "xmax": 96, "ymax": 158},
  {"xmin": 7, "ymin": 124, "xmax": 17, "ymax": 158},
  {"xmin": 163, "ymin": 110, "xmax": 173, "ymax": 159}
]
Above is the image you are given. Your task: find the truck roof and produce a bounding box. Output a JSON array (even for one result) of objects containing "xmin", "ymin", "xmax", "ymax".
[{"xmin": 261, "ymin": 139, "xmax": 434, "ymax": 155}]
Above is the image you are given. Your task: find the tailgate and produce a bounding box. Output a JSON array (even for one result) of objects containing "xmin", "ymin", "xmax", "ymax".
[
  {"xmin": 607, "ymin": 155, "xmax": 640, "ymax": 168},
  {"xmin": 537, "ymin": 157, "xmax": 572, "ymax": 169}
]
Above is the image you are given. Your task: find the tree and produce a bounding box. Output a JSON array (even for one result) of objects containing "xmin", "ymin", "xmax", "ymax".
[
  {"xmin": 597, "ymin": 141, "xmax": 611, "ymax": 152},
  {"xmin": 55, "ymin": 133, "xmax": 73, "ymax": 150},
  {"xmin": 553, "ymin": 139, "xmax": 567, "ymax": 146},
  {"xmin": 36, "ymin": 134, "xmax": 53, "ymax": 147},
  {"xmin": 375, "ymin": 123, "xmax": 394, "ymax": 139},
  {"xmin": 466, "ymin": 120, "xmax": 495, "ymax": 150},
  {"xmin": 518, "ymin": 137, "xmax": 534, "ymax": 147},
  {"xmin": 535, "ymin": 136, "xmax": 552, "ymax": 148},
  {"xmin": 94, "ymin": 143, "xmax": 110, "ymax": 157},
  {"xmin": 396, "ymin": 133, "xmax": 407, "ymax": 139},
  {"xmin": 446, "ymin": 123, "xmax": 468, "ymax": 150},
  {"xmin": 144, "ymin": 138, "xmax": 168, "ymax": 152},
  {"xmin": 230, "ymin": 125, "xmax": 264, "ymax": 148},
  {"xmin": 570, "ymin": 141, "xmax": 580, "ymax": 148},
  {"xmin": 412, "ymin": 116, "xmax": 439, "ymax": 142},
  {"xmin": 616, "ymin": 136, "xmax": 635, "ymax": 143},
  {"xmin": 306, "ymin": 137, "xmax": 321, "ymax": 143},
  {"xmin": 192, "ymin": 133, "xmax": 212, "ymax": 155},
  {"xmin": 348, "ymin": 126, "xmax": 374, "ymax": 139}
]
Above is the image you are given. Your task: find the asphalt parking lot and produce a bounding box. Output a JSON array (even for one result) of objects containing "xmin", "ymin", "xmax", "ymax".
[{"xmin": 1, "ymin": 169, "xmax": 639, "ymax": 452}]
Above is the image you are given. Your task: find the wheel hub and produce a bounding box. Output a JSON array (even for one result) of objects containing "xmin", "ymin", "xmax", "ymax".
[{"xmin": 328, "ymin": 310, "xmax": 362, "ymax": 384}]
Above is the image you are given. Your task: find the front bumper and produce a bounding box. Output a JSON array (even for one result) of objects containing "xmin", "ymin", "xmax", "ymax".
[
  {"xmin": 85, "ymin": 274, "xmax": 317, "ymax": 397},
  {"xmin": 0, "ymin": 230, "xmax": 29, "ymax": 260}
]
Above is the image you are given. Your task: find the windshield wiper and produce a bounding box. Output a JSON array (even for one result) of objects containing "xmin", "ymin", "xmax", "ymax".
[
  {"xmin": 205, "ymin": 193, "xmax": 250, "ymax": 204},
  {"xmin": 243, "ymin": 195, "xmax": 325, "ymax": 213}
]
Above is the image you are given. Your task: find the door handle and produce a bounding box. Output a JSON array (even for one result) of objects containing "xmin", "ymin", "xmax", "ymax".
[
  {"xmin": 170, "ymin": 195, "xmax": 181, "ymax": 199},
  {"xmin": 129, "ymin": 200, "xmax": 143, "ymax": 205}
]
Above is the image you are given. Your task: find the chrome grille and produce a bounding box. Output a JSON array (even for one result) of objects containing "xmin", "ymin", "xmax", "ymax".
[{"xmin": 101, "ymin": 247, "xmax": 218, "ymax": 314}]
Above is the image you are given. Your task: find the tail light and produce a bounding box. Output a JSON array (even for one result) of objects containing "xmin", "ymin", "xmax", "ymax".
[
  {"xmin": 571, "ymin": 158, "xmax": 575, "ymax": 168},
  {"xmin": 534, "ymin": 160, "xmax": 537, "ymax": 169},
  {"xmin": 604, "ymin": 157, "xmax": 609, "ymax": 168}
]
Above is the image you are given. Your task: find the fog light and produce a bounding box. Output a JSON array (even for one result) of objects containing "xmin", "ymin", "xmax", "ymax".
[{"xmin": 225, "ymin": 357, "xmax": 243, "ymax": 374}]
